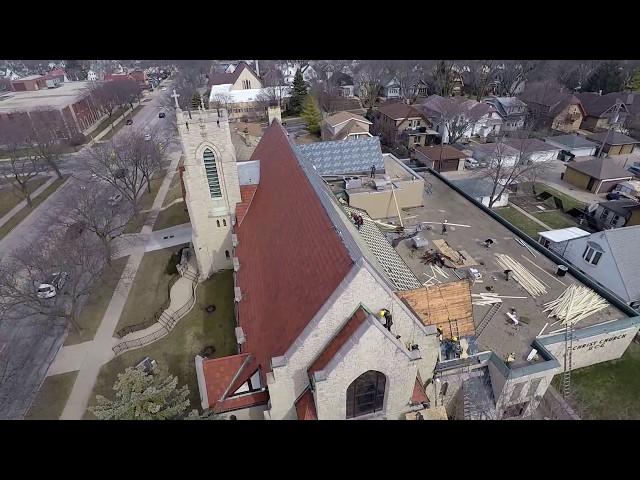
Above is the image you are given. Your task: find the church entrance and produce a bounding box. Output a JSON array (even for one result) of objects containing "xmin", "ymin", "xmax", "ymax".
[{"xmin": 346, "ymin": 371, "xmax": 386, "ymax": 419}]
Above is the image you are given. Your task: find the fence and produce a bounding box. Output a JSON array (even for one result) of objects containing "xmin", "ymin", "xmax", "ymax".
[{"xmin": 112, "ymin": 278, "xmax": 198, "ymax": 356}]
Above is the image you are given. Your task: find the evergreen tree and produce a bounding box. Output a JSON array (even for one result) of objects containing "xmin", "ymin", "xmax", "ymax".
[
  {"xmin": 191, "ymin": 92, "xmax": 202, "ymax": 110},
  {"xmin": 289, "ymin": 69, "xmax": 308, "ymax": 115},
  {"xmin": 630, "ymin": 69, "xmax": 640, "ymax": 92},
  {"xmin": 89, "ymin": 364, "xmax": 190, "ymax": 420},
  {"xmin": 583, "ymin": 62, "xmax": 626, "ymax": 94},
  {"xmin": 301, "ymin": 95, "xmax": 322, "ymax": 135}
]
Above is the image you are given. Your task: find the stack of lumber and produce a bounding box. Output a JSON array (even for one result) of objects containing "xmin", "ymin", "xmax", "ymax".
[
  {"xmin": 471, "ymin": 293, "xmax": 526, "ymax": 306},
  {"xmin": 543, "ymin": 284, "xmax": 609, "ymax": 327},
  {"xmin": 494, "ymin": 254, "xmax": 547, "ymax": 297}
]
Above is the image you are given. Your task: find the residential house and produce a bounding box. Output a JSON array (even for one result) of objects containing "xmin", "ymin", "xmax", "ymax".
[
  {"xmin": 281, "ymin": 62, "xmax": 317, "ymax": 85},
  {"xmin": 537, "ymin": 227, "xmax": 591, "ymax": 255},
  {"xmin": 518, "ymin": 84, "xmax": 586, "ymax": 133},
  {"xmin": 543, "ymin": 134, "xmax": 599, "ymax": 160},
  {"xmin": 332, "ymin": 72, "xmax": 356, "ymax": 98},
  {"xmin": 321, "ymin": 111, "xmax": 372, "ymax": 141},
  {"xmin": 420, "ymin": 95, "xmax": 502, "ymax": 142},
  {"xmin": 209, "ymin": 61, "xmax": 290, "ymax": 122},
  {"xmin": 86, "ymin": 70, "xmax": 98, "ymax": 82},
  {"xmin": 413, "ymin": 145, "xmax": 467, "ymax": 172},
  {"xmin": 575, "ymin": 92, "xmax": 632, "ymax": 132},
  {"xmin": 372, "ymin": 102, "xmax": 437, "ymax": 150},
  {"xmin": 563, "ymin": 156, "xmax": 633, "ymax": 194},
  {"xmin": 484, "ymin": 97, "xmax": 528, "ymax": 131},
  {"xmin": 469, "ymin": 142, "xmax": 520, "ymax": 167},
  {"xmin": 450, "ymin": 177, "xmax": 510, "ymax": 207},
  {"xmin": 10, "ymin": 74, "xmax": 47, "ymax": 92},
  {"xmin": 503, "ymin": 137, "xmax": 562, "ymax": 163},
  {"xmin": 380, "ymin": 74, "xmax": 401, "ymax": 100},
  {"xmin": 558, "ymin": 226, "xmax": 640, "ymax": 308},
  {"xmin": 585, "ymin": 199, "xmax": 640, "ymax": 231},
  {"xmin": 586, "ymin": 131, "xmax": 640, "ymax": 156}
]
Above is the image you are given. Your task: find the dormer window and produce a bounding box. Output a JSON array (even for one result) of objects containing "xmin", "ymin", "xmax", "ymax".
[{"xmin": 583, "ymin": 243, "xmax": 603, "ymax": 265}]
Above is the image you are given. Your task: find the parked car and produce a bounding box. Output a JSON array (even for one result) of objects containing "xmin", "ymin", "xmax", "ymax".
[
  {"xmin": 144, "ymin": 133, "xmax": 152, "ymax": 141},
  {"xmin": 161, "ymin": 86, "xmax": 167, "ymax": 91},
  {"xmin": 158, "ymin": 112, "xmax": 166, "ymax": 118},
  {"xmin": 108, "ymin": 193, "xmax": 123, "ymax": 206},
  {"xmin": 37, "ymin": 283, "xmax": 56, "ymax": 299},
  {"xmin": 126, "ymin": 119, "xmax": 133, "ymax": 125},
  {"xmin": 465, "ymin": 158, "xmax": 480, "ymax": 169}
]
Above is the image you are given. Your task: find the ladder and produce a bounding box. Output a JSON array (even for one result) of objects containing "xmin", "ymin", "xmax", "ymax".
[
  {"xmin": 476, "ymin": 302, "xmax": 503, "ymax": 337},
  {"xmin": 562, "ymin": 323, "xmax": 574, "ymax": 399}
]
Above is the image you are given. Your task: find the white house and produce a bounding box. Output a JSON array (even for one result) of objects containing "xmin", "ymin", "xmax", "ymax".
[
  {"xmin": 469, "ymin": 142, "xmax": 520, "ymax": 167},
  {"xmin": 537, "ymin": 227, "xmax": 591, "ymax": 256},
  {"xmin": 504, "ymin": 138, "xmax": 562, "ymax": 163},
  {"xmin": 543, "ymin": 134, "xmax": 599, "ymax": 159},
  {"xmin": 559, "ymin": 226, "xmax": 640, "ymax": 309},
  {"xmin": 86, "ymin": 70, "xmax": 98, "ymax": 81}
]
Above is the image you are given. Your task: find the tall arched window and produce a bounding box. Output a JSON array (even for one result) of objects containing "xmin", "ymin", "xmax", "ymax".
[
  {"xmin": 225, "ymin": 250, "xmax": 230, "ymax": 259},
  {"xmin": 216, "ymin": 220, "xmax": 220, "ymax": 227},
  {"xmin": 223, "ymin": 219, "xmax": 227, "ymax": 226},
  {"xmin": 346, "ymin": 371, "xmax": 386, "ymax": 419},
  {"xmin": 203, "ymin": 149, "xmax": 222, "ymax": 199}
]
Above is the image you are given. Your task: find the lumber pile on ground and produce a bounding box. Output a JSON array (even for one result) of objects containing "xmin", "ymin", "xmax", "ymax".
[
  {"xmin": 543, "ymin": 284, "xmax": 609, "ymax": 328},
  {"xmin": 494, "ymin": 254, "xmax": 547, "ymax": 297},
  {"xmin": 471, "ymin": 293, "xmax": 527, "ymax": 306}
]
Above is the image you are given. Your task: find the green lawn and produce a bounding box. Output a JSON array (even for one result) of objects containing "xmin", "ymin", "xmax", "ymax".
[
  {"xmin": 123, "ymin": 171, "xmax": 166, "ymax": 234},
  {"xmin": 65, "ymin": 256, "xmax": 130, "ymax": 346},
  {"xmin": 25, "ymin": 371, "xmax": 78, "ymax": 420},
  {"xmin": 0, "ymin": 176, "xmax": 69, "ymax": 240},
  {"xmin": 534, "ymin": 211, "xmax": 579, "ymax": 230},
  {"xmin": 153, "ymin": 202, "xmax": 190, "ymax": 231},
  {"xmin": 533, "ymin": 183, "xmax": 587, "ymax": 212},
  {"xmin": 0, "ymin": 176, "xmax": 49, "ymax": 218},
  {"xmin": 495, "ymin": 206, "xmax": 546, "ymax": 238},
  {"xmin": 85, "ymin": 270, "xmax": 236, "ymax": 418},
  {"xmin": 162, "ymin": 174, "xmax": 184, "ymax": 208},
  {"xmin": 566, "ymin": 342, "xmax": 640, "ymax": 420},
  {"xmin": 115, "ymin": 247, "xmax": 183, "ymax": 333}
]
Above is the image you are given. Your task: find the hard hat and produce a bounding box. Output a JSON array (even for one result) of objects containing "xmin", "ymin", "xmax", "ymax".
[{"xmin": 452, "ymin": 336, "xmax": 458, "ymax": 342}]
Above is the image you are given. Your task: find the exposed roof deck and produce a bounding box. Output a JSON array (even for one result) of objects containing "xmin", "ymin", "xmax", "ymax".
[{"xmin": 391, "ymin": 173, "xmax": 625, "ymax": 367}]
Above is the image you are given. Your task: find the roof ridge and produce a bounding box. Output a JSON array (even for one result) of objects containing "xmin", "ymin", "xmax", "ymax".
[{"xmin": 601, "ymin": 230, "xmax": 634, "ymax": 303}]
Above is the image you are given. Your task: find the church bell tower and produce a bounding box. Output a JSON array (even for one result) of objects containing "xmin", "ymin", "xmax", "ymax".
[{"xmin": 173, "ymin": 90, "xmax": 242, "ymax": 279}]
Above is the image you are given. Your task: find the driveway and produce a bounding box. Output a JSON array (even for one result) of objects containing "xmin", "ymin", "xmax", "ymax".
[{"xmin": 0, "ymin": 86, "xmax": 175, "ymax": 419}]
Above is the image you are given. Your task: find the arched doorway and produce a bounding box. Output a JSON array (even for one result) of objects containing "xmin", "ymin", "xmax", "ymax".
[{"xmin": 346, "ymin": 370, "xmax": 386, "ymax": 419}]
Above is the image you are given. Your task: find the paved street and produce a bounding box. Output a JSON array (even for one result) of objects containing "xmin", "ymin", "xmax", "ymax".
[{"xmin": 0, "ymin": 85, "xmax": 175, "ymax": 419}]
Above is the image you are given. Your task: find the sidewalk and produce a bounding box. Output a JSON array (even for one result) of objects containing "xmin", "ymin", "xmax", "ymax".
[
  {"xmin": 59, "ymin": 151, "xmax": 182, "ymax": 420},
  {"xmin": 0, "ymin": 175, "xmax": 57, "ymax": 230}
]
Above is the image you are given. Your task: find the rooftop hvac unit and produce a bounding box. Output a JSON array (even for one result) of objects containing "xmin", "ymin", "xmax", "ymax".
[
  {"xmin": 374, "ymin": 178, "xmax": 390, "ymax": 190},
  {"xmin": 343, "ymin": 176, "xmax": 362, "ymax": 189}
]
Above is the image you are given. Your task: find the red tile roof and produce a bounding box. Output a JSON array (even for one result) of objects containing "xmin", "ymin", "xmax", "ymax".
[
  {"xmin": 233, "ymin": 121, "xmax": 354, "ymax": 388},
  {"xmin": 236, "ymin": 184, "xmax": 258, "ymax": 226},
  {"xmin": 308, "ymin": 306, "xmax": 368, "ymax": 374},
  {"xmin": 215, "ymin": 390, "xmax": 270, "ymax": 414},
  {"xmin": 295, "ymin": 389, "xmax": 318, "ymax": 420},
  {"xmin": 201, "ymin": 353, "xmax": 251, "ymax": 408},
  {"xmin": 411, "ymin": 376, "xmax": 429, "ymax": 405}
]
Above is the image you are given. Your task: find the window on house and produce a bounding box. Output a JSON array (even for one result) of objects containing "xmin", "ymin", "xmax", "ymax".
[
  {"xmin": 583, "ymin": 244, "xmax": 603, "ymax": 265},
  {"xmin": 242, "ymin": 79, "xmax": 251, "ymax": 89},
  {"xmin": 216, "ymin": 220, "xmax": 220, "ymax": 227},
  {"xmin": 346, "ymin": 371, "xmax": 386, "ymax": 419},
  {"xmin": 203, "ymin": 149, "xmax": 222, "ymax": 199},
  {"xmin": 600, "ymin": 208, "xmax": 609, "ymax": 219},
  {"xmin": 611, "ymin": 214, "xmax": 620, "ymax": 225},
  {"xmin": 225, "ymin": 250, "xmax": 230, "ymax": 259}
]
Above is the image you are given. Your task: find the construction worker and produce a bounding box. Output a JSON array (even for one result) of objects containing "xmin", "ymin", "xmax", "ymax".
[
  {"xmin": 371, "ymin": 164, "xmax": 376, "ymax": 178},
  {"xmin": 441, "ymin": 220, "xmax": 448, "ymax": 236},
  {"xmin": 379, "ymin": 309, "xmax": 393, "ymax": 331}
]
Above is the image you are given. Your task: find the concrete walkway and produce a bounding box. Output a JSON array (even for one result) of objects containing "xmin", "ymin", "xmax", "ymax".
[
  {"xmin": 509, "ymin": 203, "xmax": 552, "ymax": 230},
  {"xmin": 0, "ymin": 175, "xmax": 57, "ymax": 229},
  {"xmin": 110, "ymin": 223, "xmax": 192, "ymax": 260},
  {"xmin": 58, "ymin": 151, "xmax": 181, "ymax": 420}
]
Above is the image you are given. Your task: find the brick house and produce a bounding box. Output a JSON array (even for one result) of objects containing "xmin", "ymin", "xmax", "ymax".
[
  {"xmin": 10, "ymin": 75, "xmax": 47, "ymax": 92},
  {"xmin": 372, "ymin": 102, "xmax": 437, "ymax": 150}
]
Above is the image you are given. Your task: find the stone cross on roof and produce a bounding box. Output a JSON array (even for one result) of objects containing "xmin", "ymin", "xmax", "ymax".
[{"xmin": 171, "ymin": 89, "xmax": 180, "ymax": 108}]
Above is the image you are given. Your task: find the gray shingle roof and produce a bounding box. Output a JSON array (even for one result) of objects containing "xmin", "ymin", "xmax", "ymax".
[
  {"xmin": 566, "ymin": 157, "xmax": 632, "ymax": 180},
  {"xmin": 601, "ymin": 226, "xmax": 640, "ymax": 302},
  {"xmin": 586, "ymin": 131, "xmax": 640, "ymax": 146},
  {"xmin": 450, "ymin": 178, "xmax": 499, "ymax": 198},
  {"xmin": 297, "ymin": 136, "xmax": 384, "ymax": 176},
  {"xmin": 544, "ymin": 134, "xmax": 599, "ymax": 149}
]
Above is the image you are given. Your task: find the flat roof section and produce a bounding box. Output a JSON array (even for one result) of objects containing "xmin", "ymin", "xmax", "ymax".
[
  {"xmin": 538, "ymin": 227, "xmax": 591, "ymax": 243},
  {"xmin": 0, "ymin": 81, "xmax": 94, "ymax": 113},
  {"xmin": 392, "ymin": 173, "xmax": 625, "ymax": 367}
]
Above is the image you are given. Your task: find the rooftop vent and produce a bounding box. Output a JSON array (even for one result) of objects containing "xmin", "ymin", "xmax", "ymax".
[{"xmin": 234, "ymin": 286, "xmax": 242, "ymax": 302}]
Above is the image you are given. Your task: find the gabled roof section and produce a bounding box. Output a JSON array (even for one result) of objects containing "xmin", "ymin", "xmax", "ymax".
[
  {"xmin": 565, "ymin": 156, "xmax": 633, "ymax": 180},
  {"xmin": 208, "ymin": 61, "xmax": 258, "ymax": 87},
  {"xmin": 234, "ymin": 121, "xmax": 354, "ymax": 381},
  {"xmin": 308, "ymin": 306, "xmax": 368, "ymax": 374},
  {"xmin": 600, "ymin": 226, "xmax": 640, "ymax": 303},
  {"xmin": 377, "ymin": 102, "xmax": 426, "ymax": 121},
  {"xmin": 325, "ymin": 111, "xmax": 371, "ymax": 128},
  {"xmin": 201, "ymin": 353, "xmax": 253, "ymax": 409},
  {"xmin": 576, "ymin": 92, "xmax": 632, "ymax": 118},
  {"xmin": 335, "ymin": 120, "xmax": 372, "ymax": 140},
  {"xmin": 587, "ymin": 131, "xmax": 640, "ymax": 146},
  {"xmin": 544, "ymin": 134, "xmax": 599, "ymax": 149},
  {"xmin": 297, "ymin": 136, "xmax": 384, "ymax": 176},
  {"xmin": 411, "ymin": 375, "xmax": 429, "ymax": 405},
  {"xmin": 295, "ymin": 389, "xmax": 318, "ymax": 420}
]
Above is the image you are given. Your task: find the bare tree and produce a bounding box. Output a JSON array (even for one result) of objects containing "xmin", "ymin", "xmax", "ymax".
[
  {"xmin": 464, "ymin": 60, "xmax": 500, "ymax": 101},
  {"xmin": 27, "ymin": 109, "xmax": 66, "ymax": 180},
  {"xmin": 135, "ymin": 130, "xmax": 167, "ymax": 193},
  {"xmin": 421, "ymin": 96, "xmax": 486, "ymax": 144},
  {"xmin": 354, "ymin": 60, "xmax": 385, "ymax": 110},
  {"xmin": 388, "ymin": 60, "xmax": 425, "ymax": 104},
  {"xmin": 87, "ymin": 133, "xmax": 148, "ymax": 214},
  {"xmin": 5, "ymin": 143, "xmax": 47, "ymax": 208},
  {"xmin": 495, "ymin": 60, "xmax": 539, "ymax": 97},
  {"xmin": 0, "ymin": 232, "xmax": 110, "ymax": 334},
  {"xmin": 428, "ymin": 60, "xmax": 458, "ymax": 97},
  {"xmin": 482, "ymin": 134, "xmax": 553, "ymax": 208}
]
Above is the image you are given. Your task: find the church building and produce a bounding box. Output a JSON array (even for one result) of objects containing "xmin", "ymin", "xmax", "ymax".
[{"xmin": 175, "ymin": 94, "xmax": 440, "ymax": 420}]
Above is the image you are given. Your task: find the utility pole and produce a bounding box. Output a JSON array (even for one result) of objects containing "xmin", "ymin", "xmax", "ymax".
[{"xmin": 598, "ymin": 100, "xmax": 624, "ymax": 159}]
